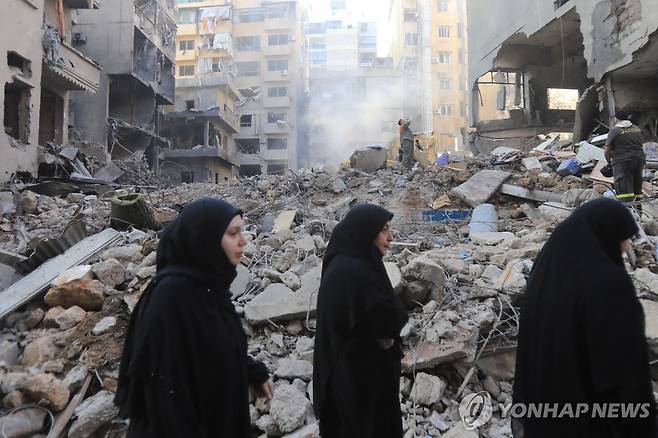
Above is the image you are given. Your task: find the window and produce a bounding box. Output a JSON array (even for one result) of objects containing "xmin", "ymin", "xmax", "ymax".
[
  {"xmin": 268, "ymin": 59, "xmax": 288, "ymax": 72},
  {"xmin": 185, "ymin": 100, "xmax": 195, "ymax": 110},
  {"xmin": 268, "ymin": 34, "xmax": 289, "ymax": 46},
  {"xmin": 547, "ymin": 88, "xmax": 579, "ymax": 110},
  {"xmin": 177, "ymin": 10, "xmax": 196, "ymax": 24},
  {"xmin": 181, "ymin": 171, "xmax": 194, "ymax": 183},
  {"xmin": 436, "ymin": 104, "xmax": 453, "ymax": 116},
  {"xmin": 240, "ymin": 115, "xmax": 253, "ymax": 128},
  {"xmin": 211, "ymin": 57, "xmax": 221, "ymax": 72},
  {"xmin": 439, "ymin": 76, "xmax": 452, "ymax": 90},
  {"xmin": 4, "ymin": 83, "xmax": 30, "ymax": 142},
  {"xmin": 359, "ymin": 35, "xmax": 377, "ymax": 50},
  {"xmin": 457, "ymin": 23, "xmax": 464, "ymax": 38},
  {"xmin": 198, "ymin": 57, "xmax": 220, "ymax": 73},
  {"xmin": 236, "ymin": 62, "xmax": 260, "ymax": 77},
  {"xmin": 268, "ymin": 87, "xmax": 288, "ymax": 97},
  {"xmin": 235, "ymin": 36, "xmax": 260, "ymax": 52},
  {"xmin": 310, "ymin": 40, "xmax": 326, "ymax": 50},
  {"xmin": 438, "ymin": 26, "xmax": 450, "ymax": 38},
  {"xmin": 235, "ymin": 9, "xmax": 265, "ymax": 23},
  {"xmin": 267, "ymin": 6, "xmax": 290, "ymax": 18},
  {"xmin": 404, "ymin": 9, "xmax": 417, "ymax": 22},
  {"xmin": 359, "ymin": 54, "xmax": 375, "ymax": 67},
  {"xmin": 267, "ymin": 137, "xmax": 287, "ymax": 150},
  {"xmin": 267, "ymin": 112, "xmax": 286, "ymax": 123},
  {"xmin": 179, "ymin": 65, "xmax": 194, "ymax": 76},
  {"xmin": 179, "ymin": 40, "xmax": 194, "ymax": 51},
  {"xmin": 309, "ymin": 52, "xmax": 326, "ymax": 65},
  {"xmin": 436, "ymin": 51, "xmax": 451, "ymax": 64},
  {"xmin": 405, "ymin": 33, "xmax": 419, "ymax": 47},
  {"xmin": 437, "ymin": 0, "xmax": 448, "ymax": 12}
]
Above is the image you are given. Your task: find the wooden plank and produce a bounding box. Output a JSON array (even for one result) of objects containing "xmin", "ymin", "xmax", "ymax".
[
  {"xmin": 47, "ymin": 373, "xmax": 92, "ymax": 438},
  {"xmin": 0, "ymin": 228, "xmax": 121, "ymax": 320},
  {"xmin": 586, "ymin": 160, "xmax": 614, "ymax": 185},
  {"xmin": 499, "ymin": 184, "xmax": 563, "ymax": 203},
  {"xmin": 449, "ymin": 170, "xmax": 511, "ymax": 207}
]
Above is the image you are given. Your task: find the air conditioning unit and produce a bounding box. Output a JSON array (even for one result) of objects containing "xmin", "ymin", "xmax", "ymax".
[
  {"xmin": 281, "ymin": 70, "xmax": 289, "ymax": 76},
  {"xmin": 73, "ymin": 32, "xmax": 87, "ymax": 45}
]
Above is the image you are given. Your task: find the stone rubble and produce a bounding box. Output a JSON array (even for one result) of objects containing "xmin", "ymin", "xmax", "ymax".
[{"xmin": 0, "ymin": 158, "xmax": 655, "ymax": 437}]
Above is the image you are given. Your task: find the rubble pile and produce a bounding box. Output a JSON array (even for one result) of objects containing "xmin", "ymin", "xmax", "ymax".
[{"xmin": 0, "ymin": 155, "xmax": 656, "ymax": 437}]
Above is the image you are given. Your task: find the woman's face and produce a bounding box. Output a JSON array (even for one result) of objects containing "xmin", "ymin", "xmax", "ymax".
[
  {"xmin": 374, "ymin": 221, "xmax": 393, "ymax": 256},
  {"xmin": 221, "ymin": 216, "xmax": 247, "ymax": 266}
]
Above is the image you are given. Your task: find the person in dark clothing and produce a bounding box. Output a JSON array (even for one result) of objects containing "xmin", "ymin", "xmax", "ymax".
[
  {"xmin": 513, "ymin": 198, "xmax": 657, "ymax": 438},
  {"xmin": 115, "ymin": 198, "xmax": 273, "ymax": 438},
  {"xmin": 604, "ymin": 110, "xmax": 646, "ymax": 203},
  {"xmin": 398, "ymin": 118, "xmax": 414, "ymax": 170},
  {"xmin": 313, "ymin": 204, "xmax": 408, "ymax": 438}
]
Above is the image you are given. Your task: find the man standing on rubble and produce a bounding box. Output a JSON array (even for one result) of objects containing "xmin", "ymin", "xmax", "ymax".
[
  {"xmin": 398, "ymin": 118, "xmax": 414, "ymax": 170},
  {"xmin": 604, "ymin": 110, "xmax": 646, "ymax": 203}
]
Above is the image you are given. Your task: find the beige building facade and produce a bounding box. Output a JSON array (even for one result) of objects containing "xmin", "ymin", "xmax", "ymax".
[
  {"xmin": 174, "ymin": 0, "xmax": 306, "ymax": 176},
  {"xmin": 1, "ymin": 0, "xmax": 101, "ymax": 183}
]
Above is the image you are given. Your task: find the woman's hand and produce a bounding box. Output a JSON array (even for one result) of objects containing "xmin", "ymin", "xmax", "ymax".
[
  {"xmin": 377, "ymin": 338, "xmax": 395, "ymax": 350},
  {"xmin": 250, "ymin": 379, "xmax": 274, "ymax": 401}
]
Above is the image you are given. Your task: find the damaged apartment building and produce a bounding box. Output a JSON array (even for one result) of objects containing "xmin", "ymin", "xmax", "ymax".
[
  {"xmin": 170, "ymin": 0, "xmax": 307, "ymax": 179},
  {"xmin": 467, "ymin": 0, "xmax": 658, "ymax": 154},
  {"xmin": 70, "ymin": 0, "xmax": 177, "ymax": 168},
  {"xmin": 1, "ymin": 0, "xmax": 101, "ymax": 184}
]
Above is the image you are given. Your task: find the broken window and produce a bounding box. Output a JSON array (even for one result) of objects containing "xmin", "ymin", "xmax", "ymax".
[
  {"xmin": 240, "ymin": 164, "xmax": 262, "ymax": 176},
  {"xmin": 435, "ymin": 51, "xmax": 451, "ymax": 64},
  {"xmin": 7, "ymin": 52, "xmax": 31, "ymax": 77},
  {"xmin": 235, "ymin": 9, "xmax": 265, "ymax": 23},
  {"xmin": 547, "ymin": 88, "xmax": 579, "ymax": 110},
  {"xmin": 179, "ymin": 65, "xmax": 194, "ymax": 76},
  {"xmin": 181, "ymin": 171, "xmax": 194, "ymax": 183},
  {"xmin": 236, "ymin": 36, "xmax": 261, "ymax": 52},
  {"xmin": 177, "ymin": 10, "xmax": 196, "ymax": 24},
  {"xmin": 236, "ymin": 61, "xmax": 260, "ymax": 77},
  {"xmin": 4, "ymin": 82, "xmax": 30, "ymax": 142},
  {"xmin": 404, "ymin": 33, "xmax": 419, "ymax": 47},
  {"xmin": 436, "ymin": 104, "xmax": 453, "ymax": 116},
  {"xmin": 179, "ymin": 40, "xmax": 194, "ymax": 51},
  {"xmin": 268, "ymin": 59, "xmax": 288, "ymax": 72},
  {"xmin": 267, "ymin": 137, "xmax": 287, "ymax": 150},
  {"xmin": 268, "ymin": 87, "xmax": 287, "ymax": 97},
  {"xmin": 240, "ymin": 114, "xmax": 253, "ymax": 127},
  {"xmin": 237, "ymin": 138, "xmax": 260, "ymax": 154},
  {"xmin": 404, "ymin": 9, "xmax": 417, "ymax": 22},
  {"xmin": 267, "ymin": 112, "xmax": 286, "ymax": 123},
  {"xmin": 438, "ymin": 26, "xmax": 450, "ymax": 38},
  {"xmin": 437, "ymin": 0, "xmax": 448, "ymax": 12},
  {"xmin": 268, "ymin": 34, "xmax": 289, "ymax": 46}
]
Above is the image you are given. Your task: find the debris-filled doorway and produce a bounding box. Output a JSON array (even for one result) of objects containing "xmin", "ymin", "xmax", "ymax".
[
  {"xmin": 38, "ymin": 88, "xmax": 65, "ymax": 145},
  {"xmin": 3, "ymin": 82, "xmax": 31, "ymax": 143}
]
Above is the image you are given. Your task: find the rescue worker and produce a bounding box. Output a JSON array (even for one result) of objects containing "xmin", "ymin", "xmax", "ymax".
[
  {"xmin": 398, "ymin": 118, "xmax": 414, "ymax": 170},
  {"xmin": 604, "ymin": 110, "xmax": 646, "ymax": 203}
]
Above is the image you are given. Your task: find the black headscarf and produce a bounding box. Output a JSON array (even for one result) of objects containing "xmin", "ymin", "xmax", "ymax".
[
  {"xmin": 513, "ymin": 198, "xmax": 656, "ymax": 438},
  {"xmin": 314, "ymin": 204, "xmax": 408, "ymax": 438},
  {"xmin": 116, "ymin": 198, "xmax": 268, "ymax": 438}
]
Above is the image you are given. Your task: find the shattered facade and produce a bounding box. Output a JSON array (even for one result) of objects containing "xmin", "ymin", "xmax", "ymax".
[
  {"xmin": 70, "ymin": 0, "xmax": 177, "ymax": 165},
  {"xmin": 467, "ymin": 0, "xmax": 658, "ymax": 153},
  {"xmin": 1, "ymin": 0, "xmax": 101, "ymax": 184}
]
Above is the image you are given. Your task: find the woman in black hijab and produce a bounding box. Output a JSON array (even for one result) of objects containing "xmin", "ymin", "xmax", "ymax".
[
  {"xmin": 313, "ymin": 204, "xmax": 408, "ymax": 438},
  {"xmin": 513, "ymin": 198, "xmax": 657, "ymax": 438},
  {"xmin": 116, "ymin": 198, "xmax": 273, "ymax": 438}
]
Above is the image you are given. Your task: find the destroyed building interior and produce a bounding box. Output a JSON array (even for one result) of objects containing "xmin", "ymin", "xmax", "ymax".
[{"xmin": 0, "ymin": 0, "xmax": 657, "ymax": 437}]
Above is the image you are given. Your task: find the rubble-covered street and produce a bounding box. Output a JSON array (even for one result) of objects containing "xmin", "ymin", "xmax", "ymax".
[{"xmin": 0, "ymin": 146, "xmax": 656, "ymax": 437}]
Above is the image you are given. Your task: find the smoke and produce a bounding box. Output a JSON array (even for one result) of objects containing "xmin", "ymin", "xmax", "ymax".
[{"xmin": 304, "ymin": 73, "xmax": 408, "ymax": 168}]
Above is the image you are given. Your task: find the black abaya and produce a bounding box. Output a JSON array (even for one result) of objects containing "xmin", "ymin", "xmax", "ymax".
[
  {"xmin": 313, "ymin": 204, "xmax": 408, "ymax": 438},
  {"xmin": 115, "ymin": 198, "xmax": 268, "ymax": 438},
  {"xmin": 513, "ymin": 198, "xmax": 657, "ymax": 438}
]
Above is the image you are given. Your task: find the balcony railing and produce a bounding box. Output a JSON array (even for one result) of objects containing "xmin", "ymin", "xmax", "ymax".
[{"xmin": 42, "ymin": 39, "xmax": 101, "ymax": 93}]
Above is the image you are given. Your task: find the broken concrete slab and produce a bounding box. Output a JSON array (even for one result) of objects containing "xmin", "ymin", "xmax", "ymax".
[
  {"xmin": 442, "ymin": 423, "xmax": 479, "ymax": 438},
  {"xmin": 475, "ymin": 349, "xmax": 517, "ymax": 381},
  {"xmin": 68, "ymin": 390, "xmax": 118, "ymax": 438},
  {"xmin": 245, "ymin": 265, "xmax": 321, "ymax": 325},
  {"xmin": 0, "ymin": 407, "xmax": 47, "ymax": 438},
  {"xmin": 273, "ymin": 210, "xmax": 298, "ymax": 234},
  {"xmin": 499, "ymin": 184, "xmax": 563, "ymax": 203},
  {"xmin": 409, "ymin": 372, "xmax": 446, "ymax": 406},
  {"xmin": 385, "ymin": 262, "xmax": 403, "ymax": 294},
  {"xmin": 469, "ymin": 232, "xmax": 515, "ymax": 246},
  {"xmin": 402, "ymin": 325, "xmax": 478, "ymax": 372},
  {"xmin": 270, "ymin": 385, "xmax": 312, "ymax": 433},
  {"xmin": 522, "ymin": 157, "xmax": 542, "ymax": 171},
  {"xmin": 450, "ymin": 170, "xmax": 511, "ymax": 207},
  {"xmin": 44, "ymin": 269, "xmax": 105, "ymax": 311},
  {"xmin": 230, "ymin": 264, "xmax": 251, "ymax": 298},
  {"xmin": 402, "ymin": 256, "xmax": 445, "ymax": 302},
  {"xmin": 538, "ymin": 202, "xmax": 571, "ymax": 221},
  {"xmin": 634, "ymin": 268, "xmax": 658, "ymax": 293},
  {"xmin": 0, "ymin": 228, "xmax": 121, "ymax": 320},
  {"xmin": 275, "ymin": 359, "xmax": 314, "ymax": 381}
]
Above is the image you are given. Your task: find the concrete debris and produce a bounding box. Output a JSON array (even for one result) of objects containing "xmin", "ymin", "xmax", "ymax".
[
  {"xmin": 0, "ymin": 407, "xmax": 47, "ymax": 437},
  {"xmin": 0, "ymin": 157, "xmax": 653, "ymax": 438},
  {"xmin": 349, "ymin": 147, "xmax": 388, "ymax": 173}
]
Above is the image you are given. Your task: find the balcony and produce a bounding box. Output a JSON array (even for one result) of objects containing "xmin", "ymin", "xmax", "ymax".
[
  {"xmin": 165, "ymin": 108, "xmax": 240, "ymax": 134},
  {"xmin": 265, "ymin": 17, "xmax": 293, "ymax": 31},
  {"xmin": 237, "ymin": 124, "xmax": 259, "ymax": 136},
  {"xmin": 263, "ymin": 95, "xmax": 292, "ymax": 108},
  {"xmin": 264, "ymin": 70, "xmax": 291, "ymax": 82},
  {"xmin": 263, "ymin": 122, "xmax": 290, "ymax": 134},
  {"xmin": 64, "ymin": 0, "xmax": 100, "ymax": 8},
  {"xmin": 264, "ymin": 44, "xmax": 291, "ymax": 57},
  {"xmin": 176, "ymin": 50, "xmax": 196, "ymax": 62},
  {"xmin": 263, "ymin": 148, "xmax": 288, "ymax": 161},
  {"xmin": 176, "ymin": 24, "xmax": 198, "ymax": 37},
  {"xmin": 237, "ymin": 153, "xmax": 265, "ymax": 166},
  {"xmin": 42, "ymin": 40, "xmax": 101, "ymax": 93}
]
